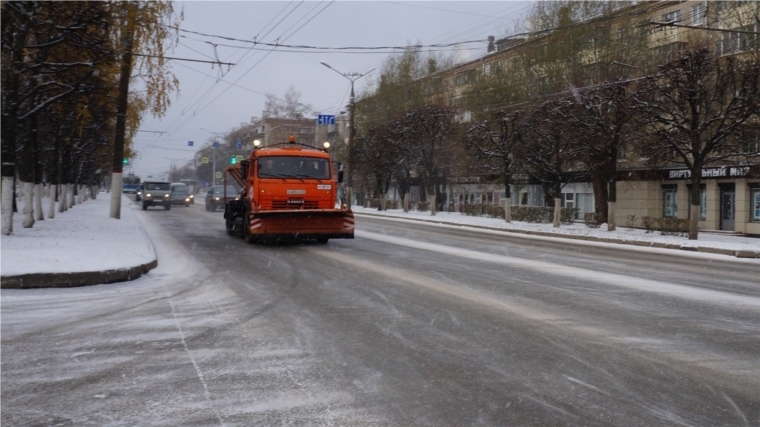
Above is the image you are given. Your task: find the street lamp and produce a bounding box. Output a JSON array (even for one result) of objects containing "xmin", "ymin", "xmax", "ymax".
[{"xmin": 320, "ymin": 61, "xmax": 374, "ymax": 208}]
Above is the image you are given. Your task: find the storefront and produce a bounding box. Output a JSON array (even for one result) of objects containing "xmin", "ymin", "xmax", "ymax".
[{"xmin": 616, "ymin": 165, "xmax": 760, "ymax": 235}]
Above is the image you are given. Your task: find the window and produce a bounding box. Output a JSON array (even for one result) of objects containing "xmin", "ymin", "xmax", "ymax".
[
  {"xmin": 483, "ymin": 62, "xmax": 491, "ymax": 75},
  {"xmin": 692, "ymin": 4, "xmax": 705, "ymax": 26},
  {"xmin": 663, "ymin": 187, "xmax": 678, "ymax": 218},
  {"xmin": 662, "ymin": 10, "xmax": 681, "ymax": 23},
  {"xmin": 455, "ymin": 69, "xmax": 476, "ymax": 86},
  {"xmin": 617, "ymin": 144, "xmax": 627, "ymax": 161},
  {"xmin": 700, "ymin": 187, "xmax": 707, "ymax": 220},
  {"xmin": 752, "ymin": 188, "xmax": 760, "ymax": 222}
]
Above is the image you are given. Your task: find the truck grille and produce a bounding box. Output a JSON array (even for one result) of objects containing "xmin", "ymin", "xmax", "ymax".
[{"xmin": 270, "ymin": 199, "xmax": 320, "ymax": 209}]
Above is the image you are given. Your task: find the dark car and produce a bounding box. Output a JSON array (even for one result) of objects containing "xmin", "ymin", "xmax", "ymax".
[
  {"xmin": 170, "ymin": 183, "xmax": 191, "ymax": 207},
  {"xmin": 205, "ymin": 185, "xmax": 238, "ymax": 211}
]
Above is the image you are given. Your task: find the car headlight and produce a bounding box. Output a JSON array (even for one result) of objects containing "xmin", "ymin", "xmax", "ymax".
[
  {"xmin": 189, "ymin": 195, "xmax": 194, "ymax": 199},
  {"xmin": 214, "ymin": 197, "xmax": 220, "ymax": 201},
  {"xmin": 185, "ymin": 198, "xmax": 189, "ymax": 202},
  {"xmin": 146, "ymin": 193, "xmax": 152, "ymax": 198},
  {"xmin": 164, "ymin": 194, "xmax": 169, "ymax": 198}
]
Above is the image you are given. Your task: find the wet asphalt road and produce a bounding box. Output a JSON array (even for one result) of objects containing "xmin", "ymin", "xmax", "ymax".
[{"xmin": 2, "ymin": 200, "xmax": 759, "ymax": 426}]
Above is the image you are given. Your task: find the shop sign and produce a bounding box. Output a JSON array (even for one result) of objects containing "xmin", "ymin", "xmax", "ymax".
[{"xmin": 667, "ymin": 166, "xmax": 751, "ymax": 180}]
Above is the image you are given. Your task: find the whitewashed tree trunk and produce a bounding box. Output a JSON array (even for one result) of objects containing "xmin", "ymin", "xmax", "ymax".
[
  {"xmin": 75, "ymin": 185, "xmax": 82, "ymax": 204},
  {"xmin": 430, "ymin": 195, "xmax": 436, "ymax": 216},
  {"xmin": 403, "ymin": 193, "xmax": 409, "ymax": 213},
  {"xmin": 90, "ymin": 185, "xmax": 97, "ymax": 200},
  {"xmin": 34, "ymin": 183, "xmax": 44, "ymax": 221},
  {"xmin": 553, "ymin": 197, "xmax": 561, "ymax": 228},
  {"xmin": 22, "ymin": 181, "xmax": 35, "ymax": 228},
  {"xmin": 69, "ymin": 184, "xmax": 75, "ymax": 208},
  {"xmin": 379, "ymin": 194, "xmax": 386, "ymax": 211},
  {"xmin": 59, "ymin": 184, "xmax": 66, "ymax": 213},
  {"xmin": 48, "ymin": 184, "xmax": 56, "ymax": 218},
  {"xmin": 607, "ymin": 201, "xmax": 616, "ymax": 231},
  {"xmin": 1, "ymin": 176, "xmax": 14, "ymax": 235},
  {"xmin": 504, "ymin": 197, "xmax": 512, "ymax": 223}
]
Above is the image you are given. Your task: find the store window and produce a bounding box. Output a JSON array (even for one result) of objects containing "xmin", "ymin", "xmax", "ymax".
[
  {"xmin": 752, "ymin": 188, "xmax": 760, "ymax": 222},
  {"xmin": 700, "ymin": 187, "xmax": 707, "ymax": 220},
  {"xmin": 663, "ymin": 187, "xmax": 678, "ymax": 218}
]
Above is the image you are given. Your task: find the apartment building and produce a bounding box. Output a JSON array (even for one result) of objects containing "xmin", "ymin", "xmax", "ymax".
[{"xmin": 419, "ymin": 0, "xmax": 759, "ymax": 232}]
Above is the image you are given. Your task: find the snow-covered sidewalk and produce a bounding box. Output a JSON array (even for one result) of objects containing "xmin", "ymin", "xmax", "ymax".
[
  {"xmin": 1, "ymin": 192, "xmax": 156, "ymax": 287},
  {"xmin": 351, "ymin": 206, "xmax": 760, "ymax": 258}
]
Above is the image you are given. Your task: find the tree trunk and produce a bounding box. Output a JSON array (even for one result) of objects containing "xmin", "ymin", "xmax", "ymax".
[
  {"xmin": 379, "ymin": 193, "xmax": 386, "ymax": 211},
  {"xmin": 430, "ymin": 195, "xmax": 436, "ymax": 216},
  {"xmin": 1, "ymin": 176, "xmax": 14, "ymax": 234},
  {"xmin": 504, "ymin": 197, "xmax": 512, "ymax": 222},
  {"xmin": 607, "ymin": 175, "xmax": 617, "ymax": 231},
  {"xmin": 22, "ymin": 181, "xmax": 35, "ymax": 228},
  {"xmin": 403, "ymin": 193, "xmax": 409, "ymax": 213},
  {"xmin": 67, "ymin": 184, "xmax": 74, "ymax": 209},
  {"xmin": 553, "ymin": 197, "xmax": 561, "ymax": 228},
  {"xmin": 34, "ymin": 183, "xmax": 44, "ymax": 221},
  {"xmin": 688, "ymin": 176, "xmax": 701, "ymax": 240},
  {"xmin": 48, "ymin": 184, "xmax": 56, "ymax": 219},
  {"xmin": 591, "ymin": 170, "xmax": 609, "ymax": 223}
]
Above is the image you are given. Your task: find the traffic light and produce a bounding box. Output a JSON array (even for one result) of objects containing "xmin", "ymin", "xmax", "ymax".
[
  {"xmin": 230, "ymin": 156, "xmax": 236, "ymax": 165},
  {"xmin": 123, "ymin": 158, "xmax": 129, "ymax": 165}
]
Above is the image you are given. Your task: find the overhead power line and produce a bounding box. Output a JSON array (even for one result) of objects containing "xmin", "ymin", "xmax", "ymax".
[
  {"xmin": 131, "ymin": 53, "xmax": 235, "ymax": 66},
  {"xmin": 171, "ymin": 25, "xmax": 489, "ymax": 51}
]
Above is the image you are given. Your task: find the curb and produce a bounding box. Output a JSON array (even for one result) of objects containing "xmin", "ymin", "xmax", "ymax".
[
  {"xmin": 354, "ymin": 212, "xmax": 760, "ymax": 259},
  {"xmin": 1, "ymin": 260, "xmax": 158, "ymax": 289}
]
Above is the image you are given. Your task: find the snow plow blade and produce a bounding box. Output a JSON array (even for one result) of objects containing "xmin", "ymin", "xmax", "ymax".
[{"xmin": 247, "ymin": 209, "xmax": 354, "ymax": 240}]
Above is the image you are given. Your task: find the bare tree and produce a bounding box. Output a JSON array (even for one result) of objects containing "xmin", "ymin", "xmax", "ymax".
[
  {"xmin": 402, "ymin": 107, "xmax": 459, "ymax": 213},
  {"xmin": 570, "ymin": 81, "xmax": 635, "ymax": 230},
  {"xmin": 520, "ymin": 98, "xmax": 587, "ymax": 227},
  {"xmin": 634, "ymin": 48, "xmax": 760, "ymax": 240},
  {"xmin": 355, "ymin": 123, "xmax": 404, "ymax": 210},
  {"xmin": 465, "ymin": 110, "xmax": 524, "ymax": 221},
  {"xmin": 264, "ymin": 86, "xmax": 311, "ymax": 119}
]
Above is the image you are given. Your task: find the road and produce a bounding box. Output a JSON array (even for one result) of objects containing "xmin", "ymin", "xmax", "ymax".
[{"xmin": 2, "ymin": 200, "xmax": 759, "ymax": 426}]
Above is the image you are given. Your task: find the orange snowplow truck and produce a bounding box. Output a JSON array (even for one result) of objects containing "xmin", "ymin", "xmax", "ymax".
[{"xmin": 222, "ymin": 136, "xmax": 354, "ymax": 244}]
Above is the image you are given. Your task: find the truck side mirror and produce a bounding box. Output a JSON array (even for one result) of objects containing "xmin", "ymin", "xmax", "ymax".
[
  {"xmin": 240, "ymin": 160, "xmax": 248, "ymax": 175},
  {"xmin": 338, "ymin": 170, "xmax": 344, "ymax": 183}
]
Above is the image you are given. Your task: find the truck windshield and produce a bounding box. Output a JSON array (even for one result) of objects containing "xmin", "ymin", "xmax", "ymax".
[{"xmin": 258, "ymin": 156, "xmax": 330, "ymax": 180}]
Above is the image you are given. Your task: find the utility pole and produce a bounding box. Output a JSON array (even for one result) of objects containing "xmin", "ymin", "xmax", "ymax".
[
  {"xmin": 110, "ymin": 1, "xmax": 137, "ymax": 219},
  {"xmin": 320, "ymin": 61, "xmax": 374, "ymax": 209}
]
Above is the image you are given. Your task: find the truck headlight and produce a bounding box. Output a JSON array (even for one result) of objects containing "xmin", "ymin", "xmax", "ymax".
[
  {"xmin": 189, "ymin": 195, "xmax": 194, "ymax": 199},
  {"xmin": 164, "ymin": 194, "xmax": 169, "ymax": 198},
  {"xmin": 214, "ymin": 197, "xmax": 220, "ymax": 201},
  {"xmin": 146, "ymin": 193, "xmax": 152, "ymax": 198}
]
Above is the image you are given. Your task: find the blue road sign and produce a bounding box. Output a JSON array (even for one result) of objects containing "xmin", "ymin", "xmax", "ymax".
[
  {"xmin": 318, "ymin": 115, "xmax": 335, "ymax": 125},
  {"xmin": 213, "ymin": 141, "xmax": 219, "ymax": 148},
  {"xmin": 188, "ymin": 140, "xmax": 194, "ymax": 146},
  {"xmin": 236, "ymin": 141, "xmax": 242, "ymax": 149}
]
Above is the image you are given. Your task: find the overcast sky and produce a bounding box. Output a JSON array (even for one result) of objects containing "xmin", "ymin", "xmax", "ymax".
[{"xmin": 131, "ymin": 1, "xmax": 533, "ymax": 179}]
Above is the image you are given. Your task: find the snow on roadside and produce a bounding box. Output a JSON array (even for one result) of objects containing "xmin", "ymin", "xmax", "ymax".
[
  {"xmin": 1, "ymin": 193, "xmax": 155, "ymax": 276},
  {"xmin": 351, "ymin": 206, "xmax": 760, "ymax": 252}
]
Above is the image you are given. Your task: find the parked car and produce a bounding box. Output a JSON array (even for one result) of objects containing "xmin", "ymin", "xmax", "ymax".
[
  {"xmin": 170, "ymin": 183, "xmax": 192, "ymax": 207},
  {"xmin": 205, "ymin": 185, "xmax": 238, "ymax": 211},
  {"xmin": 140, "ymin": 179, "xmax": 172, "ymax": 210}
]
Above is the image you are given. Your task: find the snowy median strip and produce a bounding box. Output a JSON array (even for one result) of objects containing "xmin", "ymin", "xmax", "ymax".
[{"xmin": 354, "ymin": 230, "xmax": 760, "ymax": 310}]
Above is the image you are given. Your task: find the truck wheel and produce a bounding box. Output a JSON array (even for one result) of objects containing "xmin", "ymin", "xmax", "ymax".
[
  {"xmin": 142, "ymin": 202, "xmax": 148, "ymax": 211},
  {"xmin": 242, "ymin": 212, "xmax": 256, "ymax": 244},
  {"xmin": 316, "ymin": 238, "xmax": 329, "ymax": 244},
  {"xmin": 226, "ymin": 217, "xmax": 236, "ymax": 236},
  {"xmin": 165, "ymin": 204, "xmax": 171, "ymax": 210}
]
